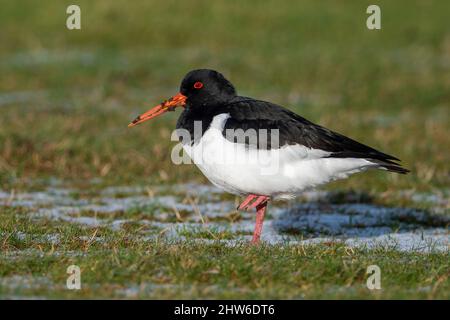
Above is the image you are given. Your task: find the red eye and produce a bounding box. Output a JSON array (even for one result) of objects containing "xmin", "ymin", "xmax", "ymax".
[{"xmin": 193, "ymin": 81, "xmax": 203, "ymax": 89}]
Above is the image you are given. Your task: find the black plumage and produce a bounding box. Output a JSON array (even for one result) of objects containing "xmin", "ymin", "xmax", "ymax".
[{"xmin": 176, "ymin": 69, "xmax": 409, "ymax": 174}]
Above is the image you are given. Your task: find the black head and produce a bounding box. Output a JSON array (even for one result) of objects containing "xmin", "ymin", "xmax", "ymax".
[
  {"xmin": 128, "ymin": 69, "xmax": 236, "ymax": 127},
  {"xmin": 180, "ymin": 69, "xmax": 237, "ymax": 108}
]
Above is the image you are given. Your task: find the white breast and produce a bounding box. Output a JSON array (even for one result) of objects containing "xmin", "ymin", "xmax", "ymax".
[{"xmin": 181, "ymin": 113, "xmax": 376, "ymax": 199}]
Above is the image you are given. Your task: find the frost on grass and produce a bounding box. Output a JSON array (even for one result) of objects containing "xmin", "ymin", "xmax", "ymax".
[
  {"xmin": 0, "ymin": 185, "xmax": 448, "ymax": 252},
  {"xmin": 271, "ymin": 200, "xmax": 449, "ymax": 252},
  {"xmin": 273, "ymin": 203, "xmax": 449, "ymax": 236}
]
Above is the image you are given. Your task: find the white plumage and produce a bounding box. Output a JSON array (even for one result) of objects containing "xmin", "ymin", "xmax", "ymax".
[{"xmin": 182, "ymin": 113, "xmax": 378, "ymax": 199}]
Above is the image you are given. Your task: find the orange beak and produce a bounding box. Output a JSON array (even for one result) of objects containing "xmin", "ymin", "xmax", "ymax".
[{"xmin": 128, "ymin": 92, "xmax": 187, "ymax": 127}]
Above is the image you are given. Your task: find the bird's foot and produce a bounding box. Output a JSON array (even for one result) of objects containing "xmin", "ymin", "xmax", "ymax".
[{"xmin": 237, "ymin": 194, "xmax": 269, "ymax": 211}]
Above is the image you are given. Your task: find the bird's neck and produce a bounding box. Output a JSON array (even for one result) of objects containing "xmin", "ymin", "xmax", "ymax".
[{"xmin": 175, "ymin": 102, "xmax": 230, "ymax": 145}]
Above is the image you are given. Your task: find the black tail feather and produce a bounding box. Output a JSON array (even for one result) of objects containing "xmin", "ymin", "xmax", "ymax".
[
  {"xmin": 377, "ymin": 163, "xmax": 410, "ymax": 174},
  {"xmin": 369, "ymin": 159, "xmax": 410, "ymax": 174}
]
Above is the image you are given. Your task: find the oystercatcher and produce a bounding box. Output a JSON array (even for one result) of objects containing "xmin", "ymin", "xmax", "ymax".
[{"xmin": 129, "ymin": 69, "xmax": 409, "ymax": 243}]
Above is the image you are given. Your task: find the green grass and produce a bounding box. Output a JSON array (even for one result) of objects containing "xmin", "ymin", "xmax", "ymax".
[
  {"xmin": 1, "ymin": 207, "xmax": 448, "ymax": 299},
  {"xmin": 177, "ymin": 225, "xmax": 236, "ymax": 240},
  {"xmin": 0, "ymin": 1, "xmax": 449, "ymax": 299}
]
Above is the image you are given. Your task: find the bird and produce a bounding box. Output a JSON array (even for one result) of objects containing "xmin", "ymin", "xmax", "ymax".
[{"xmin": 128, "ymin": 69, "xmax": 409, "ymax": 244}]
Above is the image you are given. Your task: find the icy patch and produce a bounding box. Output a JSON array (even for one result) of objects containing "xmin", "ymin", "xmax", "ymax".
[
  {"xmin": 274, "ymin": 203, "xmax": 449, "ymax": 237},
  {"xmin": 115, "ymin": 282, "xmax": 240, "ymax": 299},
  {"xmin": 343, "ymin": 229, "xmax": 449, "ymax": 252},
  {"xmin": 271, "ymin": 203, "xmax": 449, "ymax": 252},
  {"xmin": 0, "ymin": 275, "xmax": 54, "ymax": 291},
  {"xmin": 0, "ymin": 184, "xmax": 448, "ymax": 252}
]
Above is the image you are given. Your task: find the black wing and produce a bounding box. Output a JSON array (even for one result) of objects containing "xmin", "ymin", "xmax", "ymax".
[{"xmin": 222, "ymin": 97, "xmax": 409, "ymax": 174}]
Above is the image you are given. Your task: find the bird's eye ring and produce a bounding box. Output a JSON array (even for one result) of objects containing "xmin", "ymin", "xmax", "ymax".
[{"xmin": 193, "ymin": 81, "xmax": 203, "ymax": 89}]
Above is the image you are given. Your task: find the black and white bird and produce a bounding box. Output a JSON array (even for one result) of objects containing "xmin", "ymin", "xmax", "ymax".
[{"xmin": 129, "ymin": 69, "xmax": 409, "ymax": 243}]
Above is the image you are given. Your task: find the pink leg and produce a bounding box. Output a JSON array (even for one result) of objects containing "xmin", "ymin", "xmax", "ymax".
[
  {"xmin": 238, "ymin": 194, "xmax": 269, "ymax": 211},
  {"xmin": 237, "ymin": 194, "xmax": 258, "ymax": 210},
  {"xmin": 237, "ymin": 195, "xmax": 270, "ymax": 243},
  {"xmin": 248, "ymin": 196, "xmax": 268, "ymax": 210},
  {"xmin": 251, "ymin": 201, "xmax": 267, "ymax": 244}
]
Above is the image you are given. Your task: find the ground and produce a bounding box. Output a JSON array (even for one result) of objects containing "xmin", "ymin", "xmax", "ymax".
[{"xmin": 0, "ymin": 1, "xmax": 449, "ymax": 299}]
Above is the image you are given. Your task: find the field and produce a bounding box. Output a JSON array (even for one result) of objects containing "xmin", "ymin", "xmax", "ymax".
[{"xmin": 0, "ymin": 1, "xmax": 449, "ymax": 299}]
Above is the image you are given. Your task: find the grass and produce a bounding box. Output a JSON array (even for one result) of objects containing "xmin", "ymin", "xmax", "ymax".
[
  {"xmin": 0, "ymin": 1, "xmax": 449, "ymax": 299},
  {"xmin": 1, "ymin": 207, "xmax": 448, "ymax": 299},
  {"xmin": 177, "ymin": 225, "xmax": 236, "ymax": 240}
]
